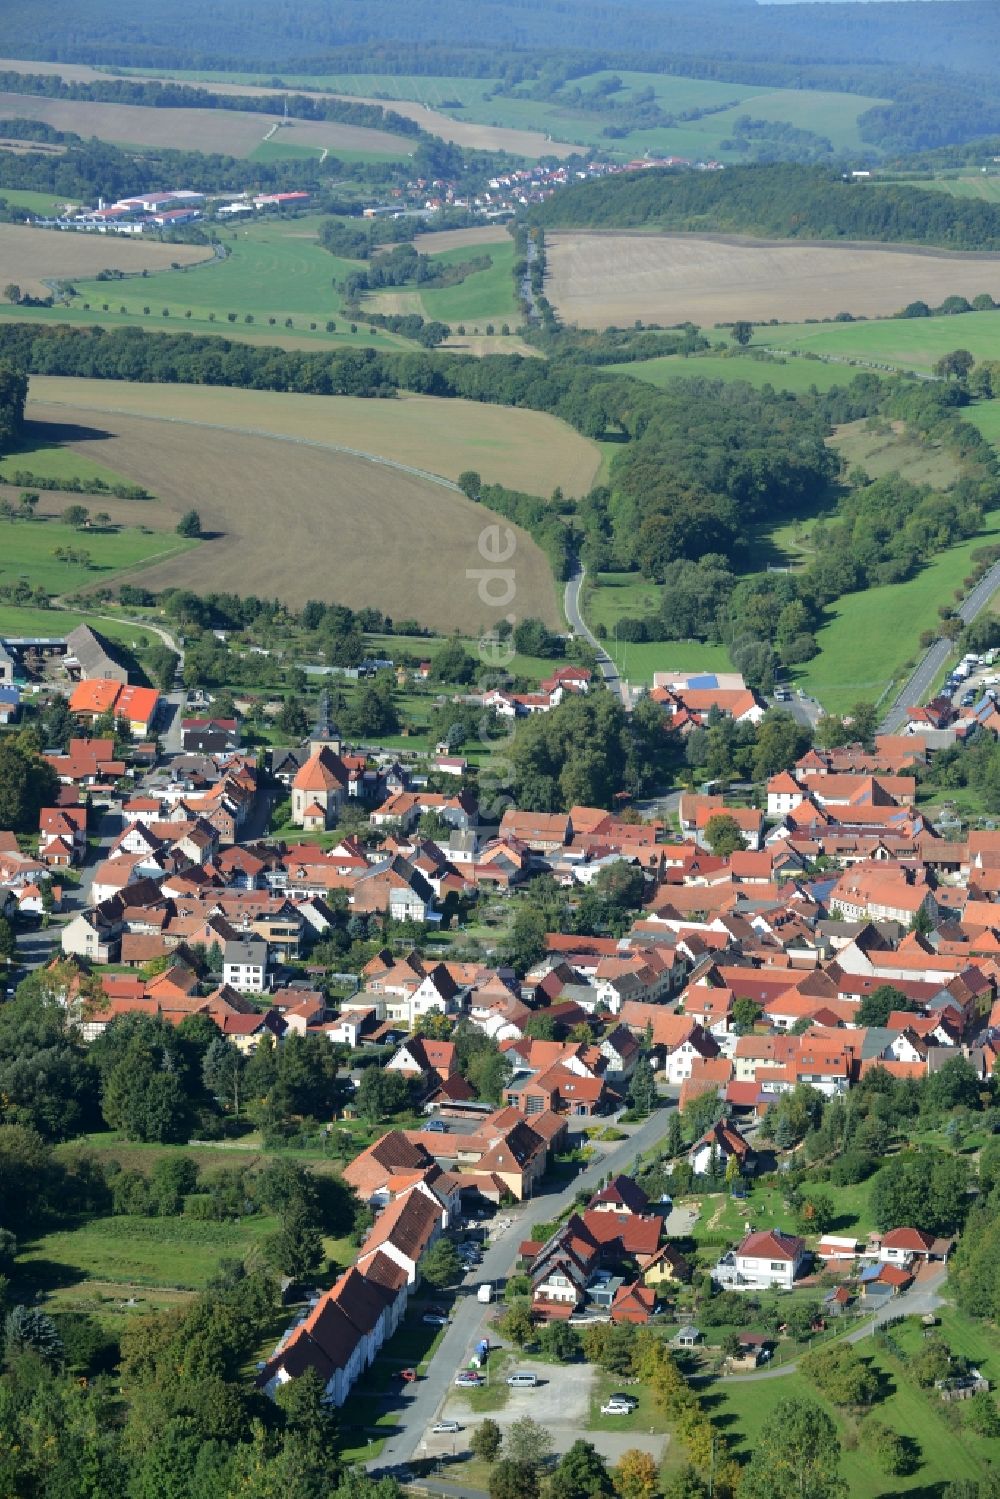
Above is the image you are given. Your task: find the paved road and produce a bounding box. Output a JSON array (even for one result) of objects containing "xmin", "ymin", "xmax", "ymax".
[
  {"xmin": 880, "ymin": 557, "xmax": 1000, "ymax": 732},
  {"xmin": 371, "ymin": 1102, "xmax": 679, "ymax": 1471},
  {"xmin": 564, "ymin": 562, "xmax": 628, "ymax": 708},
  {"xmin": 722, "ymin": 1264, "xmax": 948, "ymax": 1383},
  {"xmin": 16, "ymin": 808, "xmax": 121, "ymax": 975}
]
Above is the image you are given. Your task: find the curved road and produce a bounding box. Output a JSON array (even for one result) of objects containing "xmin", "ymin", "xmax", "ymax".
[
  {"xmin": 880, "ymin": 556, "xmax": 1000, "ymax": 733},
  {"xmin": 722, "ymin": 1264, "xmax": 948, "ymax": 1383},
  {"xmin": 564, "ymin": 562, "xmax": 628, "ymax": 708}
]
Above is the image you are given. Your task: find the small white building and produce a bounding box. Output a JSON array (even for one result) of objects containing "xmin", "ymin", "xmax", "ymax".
[{"xmin": 713, "ymin": 1229, "xmax": 807, "ymax": 1291}]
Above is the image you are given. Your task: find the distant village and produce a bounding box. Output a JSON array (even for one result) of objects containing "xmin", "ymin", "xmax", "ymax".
[{"xmin": 23, "ymin": 154, "xmax": 723, "ymax": 235}]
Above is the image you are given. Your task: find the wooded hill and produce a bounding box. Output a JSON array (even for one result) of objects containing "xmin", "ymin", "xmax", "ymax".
[{"xmin": 528, "ymin": 163, "xmax": 1000, "ymax": 251}]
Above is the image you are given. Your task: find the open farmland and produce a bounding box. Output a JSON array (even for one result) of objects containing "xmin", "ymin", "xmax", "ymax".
[
  {"xmin": 606, "ymin": 351, "xmax": 854, "ymax": 394},
  {"xmin": 23, "ymin": 380, "xmax": 596, "ymax": 629},
  {"xmin": 0, "ymin": 89, "xmax": 413, "ymax": 157},
  {"xmin": 545, "ymin": 231, "xmax": 1000, "ymax": 328},
  {"xmin": 365, "ymin": 238, "xmax": 518, "ymax": 328},
  {"xmin": 0, "ymin": 60, "xmax": 572, "ymax": 158},
  {"xmin": 761, "ymin": 309, "xmax": 1000, "ymax": 373},
  {"xmin": 0, "ymin": 222, "xmax": 211, "ymax": 298},
  {"xmin": 28, "ymin": 377, "xmax": 601, "ymax": 494}
]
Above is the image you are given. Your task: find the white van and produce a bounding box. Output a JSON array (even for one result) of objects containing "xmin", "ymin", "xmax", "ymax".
[{"xmin": 507, "ymin": 1372, "xmax": 538, "ymax": 1388}]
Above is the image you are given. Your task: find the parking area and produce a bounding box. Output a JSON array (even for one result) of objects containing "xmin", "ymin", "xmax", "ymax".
[{"xmin": 426, "ymin": 1360, "xmax": 670, "ymax": 1466}]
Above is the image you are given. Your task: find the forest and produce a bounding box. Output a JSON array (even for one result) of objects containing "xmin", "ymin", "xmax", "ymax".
[
  {"xmin": 0, "ymin": 361, "xmax": 27, "ymax": 453},
  {"xmin": 529, "ymin": 163, "xmax": 1000, "ymax": 251}
]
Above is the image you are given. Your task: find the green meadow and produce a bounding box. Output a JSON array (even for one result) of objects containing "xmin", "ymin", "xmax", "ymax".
[
  {"xmin": 0, "ymin": 187, "xmax": 83, "ymax": 214},
  {"xmin": 759, "ymin": 309, "xmax": 1000, "ymax": 373},
  {"xmin": 0, "ymin": 424, "xmax": 134, "ymax": 488},
  {"xmin": 795, "ymin": 509, "xmax": 1000, "ymax": 714},
  {"xmin": 707, "ymin": 1325, "xmax": 995, "ymax": 1499},
  {"xmin": 607, "ymin": 351, "xmax": 854, "ymax": 394},
  {"xmin": 0, "ymin": 515, "xmax": 197, "ymax": 596},
  {"xmin": 367, "ymin": 239, "xmax": 518, "ymax": 327}
]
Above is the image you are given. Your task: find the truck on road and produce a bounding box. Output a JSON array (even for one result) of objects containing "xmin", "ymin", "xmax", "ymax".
[{"xmin": 477, "ymin": 1283, "xmax": 493, "ymax": 1303}]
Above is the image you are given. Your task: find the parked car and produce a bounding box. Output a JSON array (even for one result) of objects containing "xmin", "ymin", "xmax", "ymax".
[
  {"xmin": 507, "ymin": 1372, "xmax": 538, "ymax": 1388},
  {"xmin": 431, "ymin": 1421, "xmax": 461, "ymax": 1435},
  {"xmin": 423, "ymin": 1313, "xmax": 449, "ymax": 1326},
  {"xmin": 455, "ymin": 1371, "xmax": 484, "ymax": 1387},
  {"xmin": 601, "ymin": 1400, "xmax": 635, "ymax": 1416},
  {"xmin": 609, "ymin": 1393, "xmax": 638, "ymax": 1408}
]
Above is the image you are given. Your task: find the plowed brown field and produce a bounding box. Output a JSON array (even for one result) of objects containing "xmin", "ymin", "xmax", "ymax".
[{"xmin": 23, "ymin": 380, "xmax": 596, "ymax": 630}]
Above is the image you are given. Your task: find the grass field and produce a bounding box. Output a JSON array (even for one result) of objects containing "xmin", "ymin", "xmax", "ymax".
[
  {"xmin": 966, "ymin": 400, "xmax": 1000, "ymax": 451},
  {"xmin": 24, "ymin": 380, "xmax": 584, "ymax": 631},
  {"xmin": 0, "ymin": 515, "xmax": 197, "ymax": 595},
  {"xmin": 606, "ymin": 351, "xmax": 855, "ymax": 394},
  {"xmin": 0, "ymin": 186, "xmax": 85, "ymax": 213},
  {"xmin": 761, "ymin": 309, "xmax": 1000, "ymax": 373},
  {"xmin": 366, "ymin": 239, "xmax": 518, "ymax": 328},
  {"xmin": 0, "ymin": 221, "xmax": 211, "ymax": 299},
  {"xmin": 545, "ymin": 232, "xmax": 1000, "ymax": 330},
  {"xmin": 904, "ymin": 173, "xmax": 1000, "ymax": 204},
  {"xmin": 706, "ymin": 1324, "xmax": 994, "ymax": 1498},
  {"xmin": 62, "ymin": 218, "xmax": 384, "ymax": 340},
  {"xmin": 795, "ymin": 508, "xmax": 1000, "ymax": 714},
  {"xmin": 830, "ymin": 419, "xmax": 960, "ymax": 489},
  {"xmin": 583, "ymin": 572, "xmax": 733, "ymax": 682},
  {"xmin": 0, "ymin": 417, "xmax": 137, "ymax": 488}
]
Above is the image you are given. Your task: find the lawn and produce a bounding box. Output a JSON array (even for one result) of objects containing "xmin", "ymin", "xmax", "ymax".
[
  {"xmin": 760, "ymin": 309, "xmax": 1000, "ymax": 374},
  {"xmin": 0, "ymin": 515, "xmax": 197, "ymax": 596},
  {"xmin": 587, "ymin": 1370, "xmax": 670, "ymax": 1434},
  {"xmin": 606, "ymin": 352, "xmax": 855, "ymax": 395},
  {"xmin": 704, "ymin": 1337, "xmax": 992, "ymax": 1498},
  {"xmin": 794, "ymin": 507, "xmax": 1000, "ymax": 715}
]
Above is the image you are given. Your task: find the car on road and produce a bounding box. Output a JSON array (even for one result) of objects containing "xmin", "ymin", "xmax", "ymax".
[
  {"xmin": 454, "ymin": 1371, "xmax": 484, "ymax": 1386},
  {"xmin": 431, "ymin": 1421, "xmax": 462, "ymax": 1434},
  {"xmin": 422, "ymin": 1313, "xmax": 449, "ymax": 1326}
]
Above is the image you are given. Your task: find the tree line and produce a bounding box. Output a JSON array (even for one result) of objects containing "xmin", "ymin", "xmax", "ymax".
[
  {"xmin": 529, "ymin": 163, "xmax": 1000, "ymax": 252},
  {"xmin": 0, "ymin": 68, "xmax": 426, "ymax": 138},
  {"xmin": 0, "ymin": 360, "xmax": 27, "ymax": 455}
]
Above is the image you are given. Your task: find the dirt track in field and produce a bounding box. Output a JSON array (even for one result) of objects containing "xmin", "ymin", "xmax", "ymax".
[
  {"xmin": 0, "ymin": 90, "xmax": 413, "ymax": 157},
  {"xmin": 24, "ymin": 391, "xmax": 575, "ymax": 631},
  {"xmin": 0, "ymin": 223, "xmax": 211, "ymax": 296},
  {"xmin": 545, "ymin": 230, "xmax": 1000, "ymax": 327}
]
